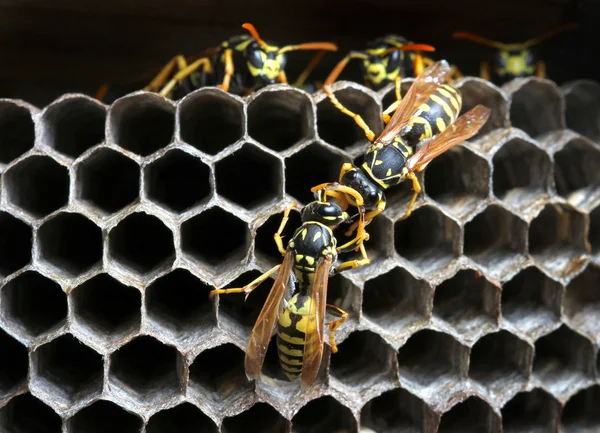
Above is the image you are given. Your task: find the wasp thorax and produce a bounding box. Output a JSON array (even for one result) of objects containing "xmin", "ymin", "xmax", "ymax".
[{"xmin": 341, "ymin": 168, "xmax": 382, "ymax": 210}]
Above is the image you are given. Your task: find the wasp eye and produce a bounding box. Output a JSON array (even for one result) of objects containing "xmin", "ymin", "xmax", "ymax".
[{"xmin": 247, "ymin": 46, "xmax": 264, "ymax": 68}]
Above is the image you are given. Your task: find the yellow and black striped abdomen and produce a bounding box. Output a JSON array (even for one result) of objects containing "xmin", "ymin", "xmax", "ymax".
[
  {"xmin": 276, "ymin": 293, "xmax": 314, "ymax": 380},
  {"xmin": 401, "ymin": 84, "xmax": 462, "ymax": 148}
]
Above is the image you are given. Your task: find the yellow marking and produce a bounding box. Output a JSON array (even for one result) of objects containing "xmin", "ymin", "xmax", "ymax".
[
  {"xmin": 375, "ymin": 160, "xmax": 383, "ymax": 165},
  {"xmin": 437, "ymin": 87, "xmax": 453, "ymax": 99},
  {"xmin": 296, "ymin": 254, "xmax": 304, "ymax": 262},
  {"xmin": 313, "ymin": 231, "xmax": 322, "ymax": 242},
  {"xmin": 305, "ymin": 256, "xmax": 315, "ymax": 266},
  {"xmin": 411, "ymin": 116, "xmax": 428, "ymax": 124},
  {"xmin": 281, "ymin": 363, "xmax": 302, "ymax": 373},
  {"xmin": 361, "ymin": 162, "xmax": 389, "ymax": 189},
  {"xmin": 449, "ymin": 96, "xmax": 460, "ymax": 112},
  {"xmin": 323, "ymin": 216, "xmax": 336, "ymax": 220},
  {"xmin": 365, "ymin": 48, "xmax": 387, "ymax": 56},
  {"xmin": 278, "ymin": 344, "xmax": 303, "ymax": 357},
  {"xmin": 431, "ymin": 94, "xmax": 453, "ymax": 118},
  {"xmin": 285, "ymin": 372, "xmax": 300, "ymax": 380},
  {"xmin": 386, "ymin": 168, "xmax": 392, "ymax": 177},
  {"xmin": 263, "ymin": 58, "xmax": 281, "ymax": 80},
  {"xmin": 436, "ymin": 117, "xmax": 447, "ymax": 132},
  {"xmin": 288, "ymin": 295, "xmax": 310, "ymax": 315},
  {"xmin": 279, "ymin": 310, "xmax": 292, "ymax": 327},
  {"xmin": 418, "ymin": 103, "xmax": 431, "ymax": 112},
  {"xmin": 279, "ymin": 332, "xmax": 305, "ymax": 345},
  {"xmin": 234, "ymin": 39, "xmax": 254, "ymax": 51},
  {"xmin": 280, "ymin": 355, "xmax": 302, "ymax": 365},
  {"xmin": 289, "ymin": 241, "xmax": 295, "ymax": 249},
  {"xmin": 301, "ymin": 229, "xmax": 308, "ymax": 240}
]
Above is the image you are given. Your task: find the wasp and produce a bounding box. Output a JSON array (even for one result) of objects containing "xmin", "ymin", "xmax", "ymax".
[
  {"xmin": 312, "ymin": 60, "xmax": 491, "ymax": 234},
  {"xmin": 209, "ymin": 187, "xmax": 370, "ymax": 388},
  {"xmin": 452, "ymin": 23, "xmax": 577, "ymax": 84}
]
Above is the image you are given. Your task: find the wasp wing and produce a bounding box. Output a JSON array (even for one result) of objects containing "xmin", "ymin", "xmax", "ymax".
[
  {"xmin": 405, "ymin": 105, "xmax": 491, "ymax": 173},
  {"xmin": 376, "ymin": 60, "xmax": 452, "ymax": 146},
  {"xmin": 301, "ymin": 255, "xmax": 333, "ymax": 388},
  {"xmin": 244, "ymin": 250, "xmax": 295, "ymax": 381}
]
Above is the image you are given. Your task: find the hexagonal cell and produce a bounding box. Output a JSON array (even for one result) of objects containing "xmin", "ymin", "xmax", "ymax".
[
  {"xmin": 181, "ymin": 207, "xmax": 249, "ymax": 268},
  {"xmin": 438, "ymin": 396, "xmax": 501, "ymax": 433},
  {"xmin": 561, "ymin": 385, "xmax": 600, "ymax": 432},
  {"xmin": 563, "ymin": 80, "xmax": 600, "ymax": 143},
  {"xmin": 469, "ymin": 331, "xmax": 531, "ymax": 396},
  {"xmin": 0, "ymin": 393, "xmax": 61, "ymax": 433},
  {"xmin": 423, "ymin": 145, "xmax": 490, "ymax": 217},
  {"xmin": 0, "ymin": 102, "xmax": 34, "ymax": 164},
  {"xmin": 361, "ymin": 388, "xmax": 433, "ymax": 433},
  {"xmin": 397, "ymin": 330, "xmax": 468, "ymax": 390},
  {"xmin": 317, "ymin": 86, "xmax": 382, "ymax": 150},
  {"xmin": 395, "ymin": 205, "xmax": 461, "ymax": 271},
  {"xmin": 284, "ymin": 142, "xmax": 348, "ymax": 204},
  {"xmin": 457, "ymin": 78, "xmax": 508, "ymax": 137},
  {"xmin": 254, "ymin": 208, "xmax": 302, "ymax": 263},
  {"xmin": 179, "ymin": 89, "xmax": 244, "ymax": 155},
  {"xmin": 31, "ymin": 334, "xmax": 103, "ymax": 405},
  {"xmin": 433, "ymin": 270, "xmax": 499, "ymax": 339},
  {"xmin": 109, "ymin": 336, "xmax": 182, "ymax": 403},
  {"xmin": 0, "ymin": 328, "xmax": 28, "ymax": 397},
  {"xmin": 144, "ymin": 149, "xmax": 210, "ymax": 213},
  {"xmin": 292, "ymin": 396, "xmax": 356, "ymax": 433},
  {"xmin": 38, "ymin": 212, "xmax": 102, "ymax": 277},
  {"xmin": 75, "ymin": 147, "xmax": 140, "ymax": 214},
  {"xmin": 4, "ymin": 155, "xmax": 69, "ymax": 218},
  {"xmin": 1, "ymin": 271, "xmax": 67, "ymax": 338},
  {"xmin": 146, "ymin": 403, "xmax": 218, "ymax": 433},
  {"xmin": 110, "ymin": 93, "xmax": 175, "ymax": 156},
  {"xmin": 330, "ymin": 330, "xmax": 396, "ymax": 391},
  {"xmin": 0, "ymin": 212, "xmax": 31, "ymax": 277},
  {"xmin": 493, "ymin": 138, "xmax": 551, "ymax": 210},
  {"xmin": 502, "ymin": 389, "xmax": 561, "ymax": 433},
  {"xmin": 509, "ymin": 79, "xmax": 563, "ymax": 138},
  {"xmin": 248, "ymin": 89, "xmax": 313, "ymax": 151},
  {"xmin": 501, "ymin": 266, "xmax": 562, "ymax": 339},
  {"xmin": 326, "ymin": 273, "xmax": 362, "ymax": 328},
  {"xmin": 223, "ymin": 402, "xmax": 287, "ymax": 433},
  {"xmin": 464, "ymin": 205, "xmax": 527, "ymax": 277},
  {"xmin": 42, "ymin": 97, "xmax": 106, "ymax": 158},
  {"xmin": 528, "ymin": 203, "xmax": 588, "ymax": 277},
  {"xmin": 189, "ymin": 343, "xmax": 250, "ymax": 405},
  {"xmin": 108, "ymin": 212, "xmax": 175, "ymax": 275},
  {"xmin": 533, "ymin": 325, "xmax": 595, "ymax": 396},
  {"xmin": 67, "ymin": 400, "xmax": 143, "ymax": 433},
  {"xmin": 554, "ymin": 137, "xmax": 600, "ymax": 207},
  {"xmin": 71, "ymin": 274, "xmax": 141, "ymax": 346},
  {"xmin": 362, "ymin": 267, "xmax": 431, "ymax": 333},
  {"xmin": 565, "ymin": 265, "xmax": 600, "ymax": 341},
  {"xmin": 147, "ymin": 269, "xmax": 214, "ymax": 342},
  {"xmin": 215, "ymin": 143, "xmax": 282, "ymax": 209}
]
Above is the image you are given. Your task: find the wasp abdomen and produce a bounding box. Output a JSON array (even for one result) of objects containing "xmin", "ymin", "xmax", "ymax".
[{"xmin": 277, "ymin": 294, "xmax": 313, "ymax": 380}]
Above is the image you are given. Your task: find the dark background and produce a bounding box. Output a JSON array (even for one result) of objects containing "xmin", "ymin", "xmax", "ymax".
[{"xmin": 0, "ymin": 0, "xmax": 597, "ymax": 106}]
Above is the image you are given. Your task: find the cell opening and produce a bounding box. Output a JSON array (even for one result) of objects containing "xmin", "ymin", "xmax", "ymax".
[
  {"xmin": 564, "ymin": 266, "xmax": 600, "ymax": 339},
  {"xmin": 5, "ymin": 155, "xmax": 69, "ymax": 218},
  {"xmin": 109, "ymin": 336, "xmax": 182, "ymax": 402},
  {"xmin": 292, "ymin": 396, "xmax": 356, "ymax": 433},
  {"xmin": 72, "ymin": 273, "xmax": 141, "ymax": 343},
  {"xmin": 510, "ymin": 80, "xmax": 563, "ymax": 138},
  {"xmin": 397, "ymin": 329, "xmax": 468, "ymax": 388},
  {"xmin": 501, "ymin": 267, "xmax": 562, "ymax": 338},
  {"xmin": 554, "ymin": 138, "xmax": 600, "ymax": 204},
  {"xmin": 67, "ymin": 400, "xmax": 143, "ymax": 433},
  {"xmin": 1, "ymin": 271, "xmax": 67, "ymax": 338},
  {"xmin": 145, "ymin": 149, "xmax": 210, "ymax": 213},
  {"xmin": 38, "ymin": 213, "xmax": 102, "ymax": 277},
  {"xmin": 146, "ymin": 269, "xmax": 214, "ymax": 340},
  {"xmin": 42, "ymin": 98, "xmax": 106, "ymax": 158},
  {"xmin": 180, "ymin": 89, "xmax": 244, "ymax": 155},
  {"xmin": 0, "ymin": 393, "xmax": 61, "ymax": 433},
  {"xmin": 223, "ymin": 402, "xmax": 287, "ymax": 433},
  {"xmin": 0, "ymin": 212, "xmax": 31, "ymax": 277},
  {"xmin": 394, "ymin": 205, "xmax": 460, "ymax": 270},
  {"xmin": 589, "ymin": 206, "xmax": 600, "ymax": 254},
  {"xmin": 254, "ymin": 208, "xmax": 302, "ymax": 263},
  {"xmin": 110, "ymin": 94, "xmax": 175, "ymax": 156},
  {"xmin": 76, "ymin": 148, "xmax": 140, "ymax": 214},
  {"xmin": 32, "ymin": 334, "xmax": 103, "ymax": 404},
  {"xmin": 458, "ymin": 78, "xmax": 507, "ymax": 137},
  {"xmin": 317, "ymin": 87, "xmax": 382, "ymax": 150},
  {"xmin": 326, "ymin": 274, "xmax": 361, "ymax": 328},
  {"xmin": 146, "ymin": 403, "xmax": 218, "ymax": 433},
  {"xmin": 502, "ymin": 389, "xmax": 561, "ymax": 433},
  {"xmin": 564, "ymin": 80, "xmax": 600, "ymax": 143},
  {"xmin": 189, "ymin": 343, "xmax": 250, "ymax": 403},
  {"xmin": 493, "ymin": 139, "xmax": 550, "ymax": 208},
  {"xmin": 362, "ymin": 267, "xmax": 430, "ymax": 332},
  {"xmin": 433, "ymin": 269, "xmax": 499, "ymax": 338},
  {"xmin": 0, "ymin": 328, "xmax": 28, "ymax": 396},
  {"xmin": 181, "ymin": 208, "xmax": 249, "ymax": 268},
  {"xmin": 561, "ymin": 385, "xmax": 600, "ymax": 432},
  {"xmin": 108, "ymin": 212, "xmax": 175, "ymax": 275},
  {"xmin": 0, "ymin": 102, "xmax": 34, "ymax": 163},
  {"xmin": 215, "ymin": 143, "xmax": 281, "ymax": 209},
  {"xmin": 533, "ymin": 325, "xmax": 595, "ymax": 393},
  {"xmin": 438, "ymin": 397, "xmax": 500, "ymax": 433},
  {"xmin": 284, "ymin": 142, "xmax": 348, "ymax": 205},
  {"xmin": 360, "ymin": 388, "xmax": 429, "ymax": 433}
]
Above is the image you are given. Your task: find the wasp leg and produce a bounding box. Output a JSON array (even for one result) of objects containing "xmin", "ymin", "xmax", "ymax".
[
  {"xmin": 535, "ymin": 60, "xmax": 546, "ymax": 79},
  {"xmin": 382, "ymin": 76, "xmax": 403, "ymax": 124},
  {"xmin": 325, "ymin": 304, "xmax": 348, "ymax": 353},
  {"xmin": 480, "ymin": 61, "xmax": 491, "ymax": 81},
  {"xmin": 334, "ymin": 244, "xmax": 371, "ymax": 274},
  {"xmin": 218, "ymin": 48, "xmax": 235, "ymax": 92},
  {"xmin": 158, "ymin": 58, "xmax": 212, "ymax": 97},
  {"xmin": 209, "ymin": 264, "xmax": 281, "ymax": 299},
  {"xmin": 293, "ymin": 50, "xmax": 327, "ymax": 88},
  {"xmin": 278, "ymin": 70, "xmax": 288, "ymax": 84},
  {"xmin": 399, "ymin": 171, "xmax": 422, "ymax": 220},
  {"xmin": 344, "ymin": 198, "xmax": 386, "ymax": 236},
  {"xmin": 413, "ymin": 52, "xmax": 424, "ymax": 76},
  {"xmin": 323, "ymin": 85, "xmax": 377, "ymax": 142},
  {"xmin": 144, "ymin": 55, "xmax": 188, "ymax": 93},
  {"xmin": 274, "ymin": 202, "xmax": 299, "ymax": 255},
  {"xmin": 95, "ymin": 83, "xmax": 110, "ymax": 102}
]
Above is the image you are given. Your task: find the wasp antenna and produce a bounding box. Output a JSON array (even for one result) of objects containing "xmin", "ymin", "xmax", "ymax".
[
  {"xmin": 382, "ymin": 43, "xmax": 436, "ymax": 56},
  {"xmin": 452, "ymin": 31, "xmax": 508, "ymax": 49},
  {"xmin": 520, "ymin": 22, "xmax": 579, "ymax": 48},
  {"xmin": 279, "ymin": 42, "xmax": 338, "ymax": 54},
  {"xmin": 242, "ymin": 22, "xmax": 270, "ymax": 51}
]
